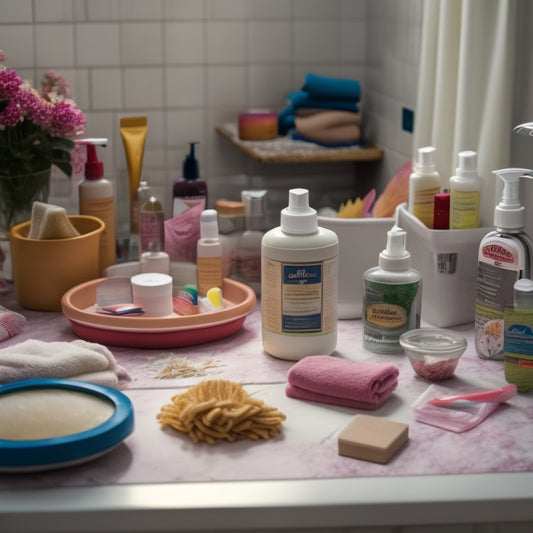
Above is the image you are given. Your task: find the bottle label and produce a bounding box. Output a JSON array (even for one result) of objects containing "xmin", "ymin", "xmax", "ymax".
[
  {"xmin": 140, "ymin": 212, "xmax": 164, "ymax": 254},
  {"xmin": 450, "ymin": 189, "xmax": 480, "ymax": 229},
  {"xmin": 504, "ymin": 308, "xmax": 533, "ymax": 391},
  {"xmin": 412, "ymin": 186, "xmax": 440, "ymax": 228},
  {"xmin": 474, "ymin": 241, "xmax": 522, "ymax": 359},
  {"xmin": 365, "ymin": 303, "xmax": 407, "ymax": 328},
  {"xmin": 197, "ymin": 256, "xmax": 223, "ymax": 296},
  {"xmin": 262, "ymin": 257, "xmax": 337, "ymax": 335}
]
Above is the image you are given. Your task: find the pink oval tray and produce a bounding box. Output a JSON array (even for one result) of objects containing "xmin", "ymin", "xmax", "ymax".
[{"xmin": 61, "ymin": 278, "xmax": 256, "ymax": 349}]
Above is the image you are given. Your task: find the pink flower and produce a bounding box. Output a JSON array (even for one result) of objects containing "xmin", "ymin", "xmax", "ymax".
[
  {"xmin": 0, "ymin": 68, "xmax": 22, "ymax": 100},
  {"xmin": 49, "ymin": 101, "xmax": 86, "ymax": 138}
]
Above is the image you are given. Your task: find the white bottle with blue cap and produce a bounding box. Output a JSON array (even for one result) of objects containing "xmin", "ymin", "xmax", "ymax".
[{"xmin": 475, "ymin": 168, "xmax": 533, "ymax": 360}]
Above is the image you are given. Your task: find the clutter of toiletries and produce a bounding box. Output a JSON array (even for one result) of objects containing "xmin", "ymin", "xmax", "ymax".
[{"xmin": 2, "ymin": 73, "xmax": 533, "ymax": 474}]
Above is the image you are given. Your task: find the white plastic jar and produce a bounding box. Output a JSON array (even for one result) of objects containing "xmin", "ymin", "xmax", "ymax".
[{"xmin": 261, "ymin": 188, "xmax": 338, "ymax": 360}]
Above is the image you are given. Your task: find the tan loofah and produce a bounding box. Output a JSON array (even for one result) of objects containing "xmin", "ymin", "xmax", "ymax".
[{"xmin": 157, "ymin": 379, "xmax": 286, "ymax": 444}]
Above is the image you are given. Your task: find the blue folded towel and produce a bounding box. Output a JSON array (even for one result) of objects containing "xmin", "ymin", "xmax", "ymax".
[
  {"xmin": 301, "ymin": 73, "xmax": 361, "ymax": 102},
  {"xmin": 287, "ymin": 91, "xmax": 359, "ymax": 112}
]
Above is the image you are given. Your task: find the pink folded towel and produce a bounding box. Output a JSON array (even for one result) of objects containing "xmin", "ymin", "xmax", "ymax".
[{"xmin": 286, "ymin": 355, "xmax": 399, "ymax": 409}]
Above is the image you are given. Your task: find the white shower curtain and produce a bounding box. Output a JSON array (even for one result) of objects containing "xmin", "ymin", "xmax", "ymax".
[{"xmin": 413, "ymin": 0, "xmax": 517, "ymax": 227}]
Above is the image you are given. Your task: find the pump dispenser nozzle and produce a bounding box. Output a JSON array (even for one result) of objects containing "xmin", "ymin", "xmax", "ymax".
[
  {"xmin": 280, "ymin": 188, "xmax": 317, "ymax": 234},
  {"xmin": 183, "ymin": 142, "xmax": 199, "ymax": 181},
  {"xmin": 76, "ymin": 138, "xmax": 108, "ymax": 180},
  {"xmin": 379, "ymin": 225, "xmax": 411, "ymax": 271},
  {"xmin": 492, "ymin": 168, "xmax": 533, "ymax": 230}
]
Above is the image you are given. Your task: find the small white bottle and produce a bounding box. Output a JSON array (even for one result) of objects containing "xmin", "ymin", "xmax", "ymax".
[
  {"xmin": 475, "ymin": 168, "xmax": 533, "ymax": 360},
  {"xmin": 215, "ymin": 199, "xmax": 246, "ymax": 278},
  {"xmin": 140, "ymin": 241, "xmax": 170, "ymax": 275},
  {"xmin": 449, "ymin": 150, "xmax": 483, "ymax": 229},
  {"xmin": 197, "ymin": 209, "xmax": 223, "ymax": 296},
  {"xmin": 362, "ymin": 225, "xmax": 422, "ymax": 354},
  {"xmin": 408, "ymin": 146, "xmax": 441, "ymax": 228},
  {"xmin": 261, "ymin": 188, "xmax": 338, "ymax": 360},
  {"xmin": 78, "ymin": 139, "xmax": 116, "ymax": 276},
  {"xmin": 234, "ymin": 189, "xmax": 267, "ymax": 295}
]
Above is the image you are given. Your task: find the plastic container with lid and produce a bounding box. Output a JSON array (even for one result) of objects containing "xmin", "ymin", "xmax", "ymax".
[
  {"xmin": 131, "ymin": 272, "xmax": 173, "ymax": 317},
  {"xmin": 261, "ymin": 188, "xmax": 338, "ymax": 360},
  {"xmin": 362, "ymin": 224, "xmax": 422, "ymax": 354}
]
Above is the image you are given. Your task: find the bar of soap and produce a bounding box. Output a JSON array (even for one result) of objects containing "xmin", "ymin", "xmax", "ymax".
[{"xmin": 338, "ymin": 414, "xmax": 409, "ymax": 464}]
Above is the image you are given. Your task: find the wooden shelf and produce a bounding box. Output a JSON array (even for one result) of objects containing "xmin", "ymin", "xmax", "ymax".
[{"xmin": 216, "ymin": 124, "xmax": 383, "ymax": 164}]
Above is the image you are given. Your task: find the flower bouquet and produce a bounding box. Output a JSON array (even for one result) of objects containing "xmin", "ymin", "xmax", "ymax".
[{"xmin": 0, "ymin": 50, "xmax": 86, "ymax": 234}]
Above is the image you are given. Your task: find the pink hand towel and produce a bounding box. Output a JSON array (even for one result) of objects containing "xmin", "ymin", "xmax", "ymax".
[{"xmin": 286, "ymin": 355, "xmax": 399, "ymax": 409}]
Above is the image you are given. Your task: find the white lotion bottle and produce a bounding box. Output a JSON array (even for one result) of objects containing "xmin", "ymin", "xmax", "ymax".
[
  {"xmin": 197, "ymin": 209, "xmax": 223, "ymax": 296},
  {"xmin": 261, "ymin": 188, "xmax": 338, "ymax": 360},
  {"xmin": 408, "ymin": 146, "xmax": 441, "ymax": 228},
  {"xmin": 78, "ymin": 138, "xmax": 116, "ymax": 276},
  {"xmin": 475, "ymin": 168, "xmax": 533, "ymax": 360},
  {"xmin": 449, "ymin": 150, "xmax": 483, "ymax": 229}
]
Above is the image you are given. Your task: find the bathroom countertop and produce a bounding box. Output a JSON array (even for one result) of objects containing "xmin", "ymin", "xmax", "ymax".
[{"xmin": 1, "ymin": 285, "xmax": 533, "ymax": 532}]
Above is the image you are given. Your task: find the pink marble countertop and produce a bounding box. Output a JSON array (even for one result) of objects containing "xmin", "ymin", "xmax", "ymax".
[{"xmin": 1, "ymin": 282, "xmax": 532, "ymax": 493}]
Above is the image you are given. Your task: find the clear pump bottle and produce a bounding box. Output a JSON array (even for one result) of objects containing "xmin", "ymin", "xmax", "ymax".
[
  {"xmin": 234, "ymin": 190, "xmax": 267, "ymax": 295},
  {"xmin": 475, "ymin": 168, "xmax": 533, "ymax": 360},
  {"xmin": 140, "ymin": 196, "xmax": 165, "ymax": 255},
  {"xmin": 261, "ymin": 188, "xmax": 338, "ymax": 360},
  {"xmin": 362, "ymin": 225, "xmax": 422, "ymax": 354}
]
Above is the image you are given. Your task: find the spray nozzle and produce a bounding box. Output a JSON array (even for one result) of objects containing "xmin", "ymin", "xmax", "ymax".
[
  {"xmin": 183, "ymin": 142, "xmax": 199, "ymax": 181},
  {"xmin": 492, "ymin": 168, "xmax": 533, "ymax": 230},
  {"xmin": 280, "ymin": 188, "xmax": 317, "ymax": 234},
  {"xmin": 76, "ymin": 138, "xmax": 108, "ymax": 180},
  {"xmin": 379, "ymin": 225, "xmax": 411, "ymax": 271}
]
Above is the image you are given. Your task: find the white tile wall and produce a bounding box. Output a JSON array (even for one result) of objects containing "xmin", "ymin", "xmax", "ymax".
[{"xmin": 1, "ymin": 0, "xmax": 421, "ymax": 236}]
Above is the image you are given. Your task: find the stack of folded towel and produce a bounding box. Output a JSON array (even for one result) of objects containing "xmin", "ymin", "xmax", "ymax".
[
  {"xmin": 286, "ymin": 355, "xmax": 399, "ymax": 409},
  {"xmin": 278, "ymin": 73, "xmax": 362, "ymax": 147}
]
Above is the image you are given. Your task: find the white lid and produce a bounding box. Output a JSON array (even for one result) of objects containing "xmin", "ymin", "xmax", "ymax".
[
  {"xmin": 456, "ymin": 150, "xmax": 477, "ymax": 178},
  {"xmin": 379, "ymin": 225, "xmax": 411, "ymax": 271},
  {"xmin": 514, "ymin": 278, "xmax": 533, "ymax": 309},
  {"xmin": 415, "ymin": 146, "xmax": 436, "ymax": 173},
  {"xmin": 280, "ymin": 188, "xmax": 317, "ymax": 234},
  {"xmin": 131, "ymin": 273, "xmax": 172, "ymax": 297},
  {"xmin": 492, "ymin": 168, "xmax": 532, "ymax": 230},
  {"xmin": 200, "ymin": 209, "xmax": 219, "ymax": 239}
]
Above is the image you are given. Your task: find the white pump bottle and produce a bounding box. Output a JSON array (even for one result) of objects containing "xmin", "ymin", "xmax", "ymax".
[
  {"xmin": 474, "ymin": 168, "xmax": 533, "ymax": 360},
  {"xmin": 261, "ymin": 188, "xmax": 338, "ymax": 360}
]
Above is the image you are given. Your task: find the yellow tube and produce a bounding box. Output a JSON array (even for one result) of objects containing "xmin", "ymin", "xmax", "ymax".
[{"xmin": 120, "ymin": 116, "xmax": 147, "ymax": 233}]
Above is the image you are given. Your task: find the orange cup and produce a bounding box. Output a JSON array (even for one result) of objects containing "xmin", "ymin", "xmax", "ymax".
[{"xmin": 10, "ymin": 215, "xmax": 105, "ymax": 311}]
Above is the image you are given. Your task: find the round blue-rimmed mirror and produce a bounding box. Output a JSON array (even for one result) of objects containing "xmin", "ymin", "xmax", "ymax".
[{"xmin": 0, "ymin": 378, "xmax": 134, "ymax": 472}]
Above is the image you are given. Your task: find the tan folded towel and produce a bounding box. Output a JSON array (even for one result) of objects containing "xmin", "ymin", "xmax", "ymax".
[{"xmin": 28, "ymin": 201, "xmax": 80, "ymax": 239}]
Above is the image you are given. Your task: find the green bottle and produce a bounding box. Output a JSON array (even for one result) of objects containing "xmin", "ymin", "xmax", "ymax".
[{"xmin": 363, "ymin": 225, "xmax": 422, "ymax": 354}]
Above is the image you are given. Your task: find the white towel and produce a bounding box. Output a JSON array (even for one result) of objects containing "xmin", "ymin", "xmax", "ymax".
[{"xmin": 0, "ymin": 339, "xmax": 130, "ymax": 389}]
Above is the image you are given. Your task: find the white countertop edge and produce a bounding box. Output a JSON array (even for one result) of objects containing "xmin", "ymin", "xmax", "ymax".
[{"xmin": 1, "ymin": 472, "xmax": 533, "ymax": 532}]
